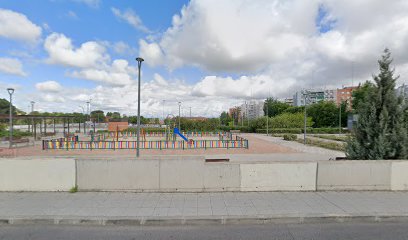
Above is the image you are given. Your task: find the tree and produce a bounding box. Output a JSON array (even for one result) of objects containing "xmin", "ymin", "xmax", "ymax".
[
  {"xmin": 351, "ymin": 81, "xmax": 375, "ymax": 112},
  {"xmin": 0, "ymin": 98, "xmax": 17, "ymax": 115},
  {"xmin": 270, "ymin": 112, "xmax": 313, "ymax": 128},
  {"xmin": 346, "ymin": 49, "xmax": 408, "ymax": 159},
  {"xmin": 264, "ymin": 98, "xmax": 290, "ymax": 117},
  {"xmin": 107, "ymin": 112, "xmax": 121, "ymax": 119},
  {"xmin": 219, "ymin": 111, "xmax": 232, "ymax": 126},
  {"xmin": 306, "ymin": 101, "xmax": 339, "ymax": 128},
  {"xmin": 90, "ymin": 110, "xmax": 105, "ymax": 122}
]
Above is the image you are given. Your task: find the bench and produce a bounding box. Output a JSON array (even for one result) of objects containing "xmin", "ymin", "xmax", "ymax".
[{"xmin": 11, "ymin": 138, "xmax": 30, "ymax": 147}]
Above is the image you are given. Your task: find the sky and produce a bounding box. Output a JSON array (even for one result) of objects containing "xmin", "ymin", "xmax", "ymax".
[{"xmin": 1, "ymin": 0, "xmax": 408, "ymax": 118}]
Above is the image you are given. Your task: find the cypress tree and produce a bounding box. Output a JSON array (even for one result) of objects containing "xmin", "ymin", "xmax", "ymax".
[{"xmin": 346, "ymin": 49, "xmax": 408, "ymax": 159}]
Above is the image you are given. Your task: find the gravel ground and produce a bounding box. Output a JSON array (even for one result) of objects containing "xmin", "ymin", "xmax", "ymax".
[{"xmin": 253, "ymin": 134, "xmax": 345, "ymax": 158}]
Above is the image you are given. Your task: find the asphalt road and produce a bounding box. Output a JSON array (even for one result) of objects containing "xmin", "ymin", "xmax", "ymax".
[{"xmin": 1, "ymin": 222, "xmax": 408, "ymax": 240}]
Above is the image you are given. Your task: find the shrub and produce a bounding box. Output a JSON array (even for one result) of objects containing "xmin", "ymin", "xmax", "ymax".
[
  {"xmin": 283, "ymin": 134, "xmax": 297, "ymax": 141},
  {"xmin": 69, "ymin": 185, "xmax": 78, "ymax": 193}
]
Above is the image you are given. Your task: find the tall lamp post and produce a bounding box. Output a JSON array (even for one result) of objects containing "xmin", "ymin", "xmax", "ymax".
[
  {"xmin": 303, "ymin": 90, "xmax": 308, "ymax": 145},
  {"xmin": 339, "ymin": 100, "xmax": 342, "ymax": 135},
  {"xmin": 178, "ymin": 101, "xmax": 181, "ymax": 130},
  {"xmin": 136, "ymin": 57, "xmax": 144, "ymax": 158},
  {"xmin": 7, "ymin": 88, "xmax": 15, "ymax": 148}
]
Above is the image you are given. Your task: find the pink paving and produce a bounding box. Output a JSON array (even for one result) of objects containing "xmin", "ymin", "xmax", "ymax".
[{"xmin": 7, "ymin": 134, "xmax": 298, "ymax": 157}]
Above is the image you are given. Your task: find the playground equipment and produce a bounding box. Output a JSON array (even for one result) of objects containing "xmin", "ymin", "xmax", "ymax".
[{"xmin": 174, "ymin": 127, "xmax": 188, "ymax": 141}]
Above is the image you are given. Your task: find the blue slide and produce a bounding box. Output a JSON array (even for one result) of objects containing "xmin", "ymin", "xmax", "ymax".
[{"xmin": 174, "ymin": 128, "xmax": 188, "ymax": 141}]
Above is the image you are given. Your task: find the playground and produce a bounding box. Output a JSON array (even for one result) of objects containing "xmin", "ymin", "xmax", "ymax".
[{"xmin": 41, "ymin": 128, "xmax": 248, "ymax": 151}]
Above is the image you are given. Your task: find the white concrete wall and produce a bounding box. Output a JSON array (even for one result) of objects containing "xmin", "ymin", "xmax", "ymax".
[
  {"xmin": 240, "ymin": 162, "xmax": 317, "ymax": 191},
  {"xmin": 0, "ymin": 158, "xmax": 76, "ymax": 191},
  {"xmin": 77, "ymin": 159, "xmax": 160, "ymax": 191},
  {"xmin": 317, "ymin": 161, "xmax": 391, "ymax": 190},
  {"xmin": 77, "ymin": 157, "xmax": 241, "ymax": 192},
  {"xmin": 391, "ymin": 161, "xmax": 408, "ymax": 190},
  {"xmin": 3, "ymin": 157, "xmax": 407, "ymax": 192}
]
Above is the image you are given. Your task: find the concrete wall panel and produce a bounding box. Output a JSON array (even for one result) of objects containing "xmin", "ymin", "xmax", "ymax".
[
  {"xmin": 77, "ymin": 159, "xmax": 159, "ymax": 191},
  {"xmin": 0, "ymin": 158, "xmax": 75, "ymax": 191},
  {"xmin": 391, "ymin": 161, "xmax": 408, "ymax": 190},
  {"xmin": 240, "ymin": 162, "xmax": 317, "ymax": 191},
  {"xmin": 317, "ymin": 161, "xmax": 391, "ymax": 190}
]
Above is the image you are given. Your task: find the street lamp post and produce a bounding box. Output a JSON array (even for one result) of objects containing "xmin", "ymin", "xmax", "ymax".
[
  {"xmin": 162, "ymin": 100, "xmax": 165, "ymax": 122},
  {"xmin": 7, "ymin": 88, "xmax": 15, "ymax": 148},
  {"xmin": 136, "ymin": 57, "xmax": 144, "ymax": 158},
  {"xmin": 178, "ymin": 101, "xmax": 181, "ymax": 130},
  {"xmin": 303, "ymin": 91, "xmax": 308, "ymax": 145},
  {"xmin": 339, "ymin": 100, "xmax": 342, "ymax": 135}
]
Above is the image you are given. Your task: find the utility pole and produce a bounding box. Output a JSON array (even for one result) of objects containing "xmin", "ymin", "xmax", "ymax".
[
  {"xmin": 136, "ymin": 57, "xmax": 144, "ymax": 158},
  {"xmin": 339, "ymin": 101, "xmax": 342, "ymax": 135},
  {"xmin": 266, "ymin": 99, "xmax": 269, "ymax": 136},
  {"xmin": 7, "ymin": 88, "xmax": 15, "ymax": 148},
  {"xmin": 162, "ymin": 100, "xmax": 165, "ymax": 121},
  {"xmin": 178, "ymin": 101, "xmax": 181, "ymax": 130},
  {"xmin": 303, "ymin": 90, "xmax": 308, "ymax": 145}
]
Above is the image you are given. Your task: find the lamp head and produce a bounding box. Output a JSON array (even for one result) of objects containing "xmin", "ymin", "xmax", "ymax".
[
  {"xmin": 7, "ymin": 88, "xmax": 14, "ymax": 95},
  {"xmin": 136, "ymin": 57, "xmax": 144, "ymax": 62}
]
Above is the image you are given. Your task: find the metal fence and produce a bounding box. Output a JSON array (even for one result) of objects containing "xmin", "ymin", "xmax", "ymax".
[{"xmin": 42, "ymin": 139, "xmax": 249, "ymax": 150}]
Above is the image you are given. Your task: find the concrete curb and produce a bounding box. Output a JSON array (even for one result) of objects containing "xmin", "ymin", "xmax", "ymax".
[{"xmin": 2, "ymin": 215, "xmax": 408, "ymax": 226}]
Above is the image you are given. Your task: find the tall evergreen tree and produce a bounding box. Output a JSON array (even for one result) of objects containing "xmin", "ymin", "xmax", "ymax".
[{"xmin": 346, "ymin": 49, "xmax": 408, "ymax": 159}]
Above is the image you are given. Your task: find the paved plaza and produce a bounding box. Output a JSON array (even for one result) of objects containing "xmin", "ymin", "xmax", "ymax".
[{"xmin": 1, "ymin": 134, "xmax": 345, "ymax": 160}]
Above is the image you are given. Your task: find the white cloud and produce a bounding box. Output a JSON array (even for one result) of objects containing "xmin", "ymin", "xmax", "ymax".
[
  {"xmin": 69, "ymin": 59, "xmax": 136, "ymax": 86},
  {"xmin": 192, "ymin": 75, "xmax": 296, "ymax": 99},
  {"xmin": 35, "ymin": 81, "xmax": 62, "ymax": 92},
  {"xmin": 44, "ymin": 32, "xmax": 109, "ymax": 68},
  {"xmin": 0, "ymin": 57, "xmax": 27, "ymax": 76},
  {"xmin": 112, "ymin": 41, "xmax": 136, "ymax": 56},
  {"xmin": 111, "ymin": 7, "xmax": 150, "ymax": 33},
  {"xmin": 139, "ymin": 40, "xmax": 164, "ymax": 66},
  {"xmin": 42, "ymin": 94, "xmax": 65, "ymax": 103},
  {"xmin": 72, "ymin": 0, "xmax": 100, "ymax": 8},
  {"xmin": 66, "ymin": 10, "xmax": 79, "ymax": 19},
  {"xmin": 0, "ymin": 8, "xmax": 42, "ymax": 43}
]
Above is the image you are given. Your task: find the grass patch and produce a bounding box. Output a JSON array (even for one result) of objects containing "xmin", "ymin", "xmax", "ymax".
[
  {"xmin": 311, "ymin": 135, "xmax": 348, "ymax": 142},
  {"xmin": 69, "ymin": 185, "xmax": 78, "ymax": 193},
  {"xmin": 296, "ymin": 138, "xmax": 345, "ymax": 151}
]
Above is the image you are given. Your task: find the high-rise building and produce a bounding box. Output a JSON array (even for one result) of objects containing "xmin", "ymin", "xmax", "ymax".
[
  {"xmin": 337, "ymin": 86, "xmax": 358, "ymax": 109},
  {"xmin": 240, "ymin": 100, "xmax": 264, "ymax": 120},
  {"xmin": 396, "ymin": 84, "xmax": 408, "ymax": 103}
]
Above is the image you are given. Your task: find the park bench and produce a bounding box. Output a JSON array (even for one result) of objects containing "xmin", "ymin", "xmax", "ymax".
[{"xmin": 11, "ymin": 138, "xmax": 30, "ymax": 147}]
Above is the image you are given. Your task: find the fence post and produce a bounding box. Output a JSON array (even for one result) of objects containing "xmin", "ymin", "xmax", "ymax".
[
  {"xmin": 205, "ymin": 140, "xmax": 207, "ymax": 150},
  {"xmin": 182, "ymin": 141, "xmax": 185, "ymax": 150},
  {"xmin": 160, "ymin": 141, "xmax": 162, "ymax": 150},
  {"xmin": 42, "ymin": 140, "xmax": 45, "ymax": 150}
]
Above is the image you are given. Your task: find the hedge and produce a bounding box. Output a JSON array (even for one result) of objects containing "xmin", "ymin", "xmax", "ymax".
[{"xmin": 257, "ymin": 128, "xmax": 349, "ymax": 134}]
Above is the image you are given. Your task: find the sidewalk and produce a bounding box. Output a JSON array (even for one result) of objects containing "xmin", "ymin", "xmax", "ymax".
[{"xmin": 1, "ymin": 191, "xmax": 408, "ymax": 225}]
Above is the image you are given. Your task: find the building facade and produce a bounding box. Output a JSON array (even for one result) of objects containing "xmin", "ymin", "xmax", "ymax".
[
  {"xmin": 396, "ymin": 84, "xmax": 408, "ymax": 103},
  {"xmin": 240, "ymin": 100, "xmax": 264, "ymax": 120},
  {"xmin": 337, "ymin": 86, "xmax": 358, "ymax": 110}
]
